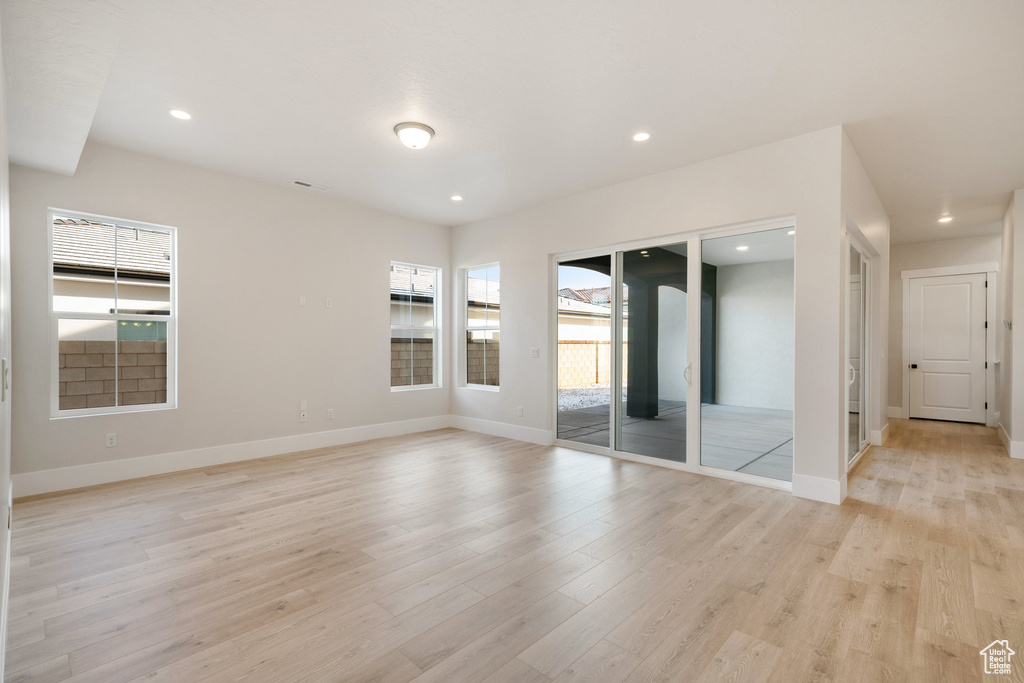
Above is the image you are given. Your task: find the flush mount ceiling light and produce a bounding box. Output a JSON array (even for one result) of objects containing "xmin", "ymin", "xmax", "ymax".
[
  {"xmin": 394, "ymin": 122, "xmax": 434, "ymax": 149},
  {"xmin": 451, "ymin": 195, "xmax": 463, "ymax": 202},
  {"xmin": 735, "ymin": 245, "xmax": 750, "ymax": 252},
  {"xmin": 169, "ymin": 109, "xmax": 191, "ymax": 120},
  {"xmin": 788, "ymin": 230, "xmax": 795, "ymax": 235},
  {"xmin": 938, "ymin": 216, "xmax": 953, "ymax": 223},
  {"xmin": 633, "ymin": 132, "xmax": 651, "ymax": 142}
]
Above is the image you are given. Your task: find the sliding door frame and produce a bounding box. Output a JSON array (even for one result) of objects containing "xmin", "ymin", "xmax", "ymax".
[
  {"xmin": 552, "ymin": 215, "xmax": 796, "ymax": 492},
  {"xmin": 846, "ymin": 236, "xmax": 871, "ymax": 471}
]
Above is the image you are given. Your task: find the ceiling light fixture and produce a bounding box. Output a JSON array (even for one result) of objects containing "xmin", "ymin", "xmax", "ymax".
[
  {"xmin": 736, "ymin": 245, "xmax": 750, "ymax": 252},
  {"xmin": 394, "ymin": 122, "xmax": 434, "ymax": 149},
  {"xmin": 788, "ymin": 230, "xmax": 795, "ymax": 235},
  {"xmin": 938, "ymin": 216, "xmax": 953, "ymax": 223},
  {"xmin": 633, "ymin": 132, "xmax": 651, "ymax": 142},
  {"xmin": 169, "ymin": 109, "xmax": 191, "ymax": 120},
  {"xmin": 451, "ymin": 195, "xmax": 463, "ymax": 202}
]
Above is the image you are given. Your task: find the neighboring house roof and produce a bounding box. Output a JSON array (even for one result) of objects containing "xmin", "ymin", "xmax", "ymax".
[
  {"xmin": 558, "ymin": 286, "xmax": 627, "ymax": 305},
  {"xmin": 53, "ymin": 218, "xmax": 171, "ymax": 279},
  {"xmin": 390, "ymin": 264, "xmax": 437, "ymax": 299},
  {"xmin": 467, "ymin": 276, "xmax": 500, "ymax": 306}
]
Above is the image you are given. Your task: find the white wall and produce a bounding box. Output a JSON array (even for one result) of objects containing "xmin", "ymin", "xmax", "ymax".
[
  {"xmin": 1010, "ymin": 190, "xmax": 1024, "ymax": 457},
  {"xmin": 10, "ymin": 142, "xmax": 451, "ymax": 482},
  {"xmin": 840, "ymin": 132, "xmax": 890, "ymax": 451},
  {"xmin": 657, "ymin": 286, "xmax": 686, "ymax": 402},
  {"xmin": 450, "ymin": 127, "xmax": 847, "ymax": 502},
  {"xmin": 999, "ymin": 196, "xmax": 1014, "ymax": 443},
  {"xmin": 715, "ymin": 260, "xmax": 794, "ymax": 410},
  {"xmin": 0, "ymin": 9, "xmax": 13, "ymax": 670},
  {"xmin": 887, "ymin": 234, "xmax": 1000, "ymax": 409}
]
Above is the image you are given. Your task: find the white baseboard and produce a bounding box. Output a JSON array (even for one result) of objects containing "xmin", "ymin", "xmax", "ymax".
[
  {"xmin": 887, "ymin": 406, "xmax": 903, "ymax": 419},
  {"xmin": 12, "ymin": 415, "xmax": 452, "ymax": 498},
  {"xmin": 870, "ymin": 422, "xmax": 889, "ymax": 447},
  {"xmin": 449, "ymin": 415, "xmax": 553, "ymax": 446},
  {"xmin": 998, "ymin": 423, "xmax": 1011, "ymax": 455},
  {"xmin": 792, "ymin": 472, "xmax": 845, "ymax": 505}
]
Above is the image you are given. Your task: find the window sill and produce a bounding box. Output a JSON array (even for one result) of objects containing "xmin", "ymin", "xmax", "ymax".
[
  {"xmin": 51, "ymin": 403, "xmax": 177, "ymax": 420},
  {"xmin": 390, "ymin": 384, "xmax": 441, "ymax": 393},
  {"xmin": 463, "ymin": 384, "xmax": 500, "ymax": 392}
]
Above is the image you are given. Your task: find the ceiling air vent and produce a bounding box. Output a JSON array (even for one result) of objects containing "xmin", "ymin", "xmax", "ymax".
[{"xmin": 293, "ymin": 180, "xmax": 331, "ymax": 192}]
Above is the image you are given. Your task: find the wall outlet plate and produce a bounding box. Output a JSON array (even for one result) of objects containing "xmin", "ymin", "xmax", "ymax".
[
  {"xmin": 105, "ymin": 433, "xmax": 117, "ymax": 447},
  {"xmin": 327, "ymin": 408, "xmax": 335, "ymax": 420},
  {"xmin": 299, "ymin": 411, "xmax": 308, "ymax": 422}
]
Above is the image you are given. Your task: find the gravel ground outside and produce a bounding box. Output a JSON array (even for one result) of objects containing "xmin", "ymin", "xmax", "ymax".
[{"xmin": 557, "ymin": 383, "xmax": 627, "ymax": 411}]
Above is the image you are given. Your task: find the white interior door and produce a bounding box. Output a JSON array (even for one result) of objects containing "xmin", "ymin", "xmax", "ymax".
[{"xmin": 908, "ymin": 273, "xmax": 986, "ymax": 423}]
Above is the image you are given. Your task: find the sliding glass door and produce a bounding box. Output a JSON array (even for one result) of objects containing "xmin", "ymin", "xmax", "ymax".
[
  {"xmin": 556, "ymin": 256, "xmax": 612, "ymax": 447},
  {"xmin": 847, "ymin": 242, "xmax": 870, "ymax": 466},
  {"xmin": 698, "ymin": 227, "xmax": 794, "ymax": 482},
  {"xmin": 554, "ymin": 221, "xmax": 796, "ymax": 487},
  {"xmin": 615, "ymin": 243, "xmax": 689, "ymax": 462}
]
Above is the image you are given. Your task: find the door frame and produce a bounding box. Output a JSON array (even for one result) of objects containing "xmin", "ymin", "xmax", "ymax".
[
  {"xmin": 900, "ymin": 262, "xmax": 998, "ymax": 426},
  {"xmin": 550, "ymin": 215, "xmax": 796, "ymax": 493},
  {"xmin": 845, "ymin": 234, "xmax": 872, "ymax": 471}
]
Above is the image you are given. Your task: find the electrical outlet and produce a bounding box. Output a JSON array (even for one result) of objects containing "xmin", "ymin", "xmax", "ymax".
[
  {"xmin": 325, "ymin": 298, "xmax": 333, "ymax": 309},
  {"xmin": 327, "ymin": 408, "xmax": 335, "ymax": 420},
  {"xmin": 105, "ymin": 433, "xmax": 117, "ymax": 447},
  {"xmin": 517, "ymin": 407, "xmax": 523, "ymax": 417},
  {"xmin": 530, "ymin": 347, "xmax": 540, "ymax": 358},
  {"xmin": 299, "ymin": 411, "xmax": 308, "ymax": 422}
]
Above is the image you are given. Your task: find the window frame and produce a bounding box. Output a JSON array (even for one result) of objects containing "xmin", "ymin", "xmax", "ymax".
[
  {"xmin": 48, "ymin": 208, "xmax": 178, "ymax": 418},
  {"xmin": 389, "ymin": 260, "xmax": 442, "ymax": 392},
  {"xmin": 464, "ymin": 262, "xmax": 500, "ymax": 391}
]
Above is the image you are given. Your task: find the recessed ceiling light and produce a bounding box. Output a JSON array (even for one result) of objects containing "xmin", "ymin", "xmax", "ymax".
[
  {"xmin": 394, "ymin": 122, "xmax": 434, "ymax": 149},
  {"xmin": 736, "ymin": 245, "xmax": 749, "ymax": 252},
  {"xmin": 640, "ymin": 250, "xmax": 648, "ymax": 254},
  {"xmin": 633, "ymin": 132, "xmax": 651, "ymax": 142},
  {"xmin": 938, "ymin": 216, "xmax": 953, "ymax": 223},
  {"xmin": 169, "ymin": 109, "xmax": 191, "ymax": 120},
  {"xmin": 451, "ymin": 195, "xmax": 463, "ymax": 202},
  {"xmin": 788, "ymin": 230, "xmax": 795, "ymax": 235}
]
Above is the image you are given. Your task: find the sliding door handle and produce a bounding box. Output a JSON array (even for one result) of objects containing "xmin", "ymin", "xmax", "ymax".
[
  {"xmin": 683, "ymin": 363, "xmax": 692, "ymax": 387},
  {"xmin": 1, "ymin": 358, "xmax": 7, "ymax": 402}
]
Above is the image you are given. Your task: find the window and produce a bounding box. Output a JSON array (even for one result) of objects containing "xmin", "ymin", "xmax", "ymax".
[
  {"xmin": 50, "ymin": 210, "xmax": 176, "ymax": 415},
  {"xmin": 466, "ymin": 265, "xmax": 499, "ymax": 387},
  {"xmin": 390, "ymin": 262, "xmax": 440, "ymax": 389}
]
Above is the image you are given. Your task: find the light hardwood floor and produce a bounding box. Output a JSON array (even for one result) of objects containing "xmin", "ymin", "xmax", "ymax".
[{"xmin": 4, "ymin": 419, "xmax": 1023, "ymax": 682}]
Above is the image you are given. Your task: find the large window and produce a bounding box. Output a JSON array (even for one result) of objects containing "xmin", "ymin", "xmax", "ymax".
[
  {"xmin": 50, "ymin": 210, "xmax": 176, "ymax": 415},
  {"xmin": 466, "ymin": 265, "xmax": 499, "ymax": 387},
  {"xmin": 390, "ymin": 262, "xmax": 440, "ymax": 389}
]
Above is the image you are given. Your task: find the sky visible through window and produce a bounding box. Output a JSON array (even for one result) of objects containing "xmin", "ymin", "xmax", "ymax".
[{"xmin": 558, "ymin": 265, "xmax": 610, "ymax": 290}]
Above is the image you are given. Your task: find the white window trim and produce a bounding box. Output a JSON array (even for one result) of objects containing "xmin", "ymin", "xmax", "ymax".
[
  {"xmin": 390, "ymin": 261, "xmax": 442, "ymax": 392},
  {"xmin": 464, "ymin": 262, "xmax": 500, "ymax": 391},
  {"xmin": 48, "ymin": 208, "xmax": 178, "ymax": 418}
]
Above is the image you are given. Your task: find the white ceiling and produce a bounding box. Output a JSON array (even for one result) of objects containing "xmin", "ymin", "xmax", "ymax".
[{"xmin": 2, "ymin": 0, "xmax": 1022, "ymax": 242}]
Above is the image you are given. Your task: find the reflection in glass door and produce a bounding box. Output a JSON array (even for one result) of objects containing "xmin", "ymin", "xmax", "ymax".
[
  {"xmin": 614, "ymin": 243, "xmax": 690, "ymax": 462},
  {"xmin": 698, "ymin": 227, "xmax": 795, "ymax": 482},
  {"xmin": 556, "ymin": 256, "xmax": 613, "ymax": 447},
  {"xmin": 848, "ymin": 244, "xmax": 869, "ymax": 465}
]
